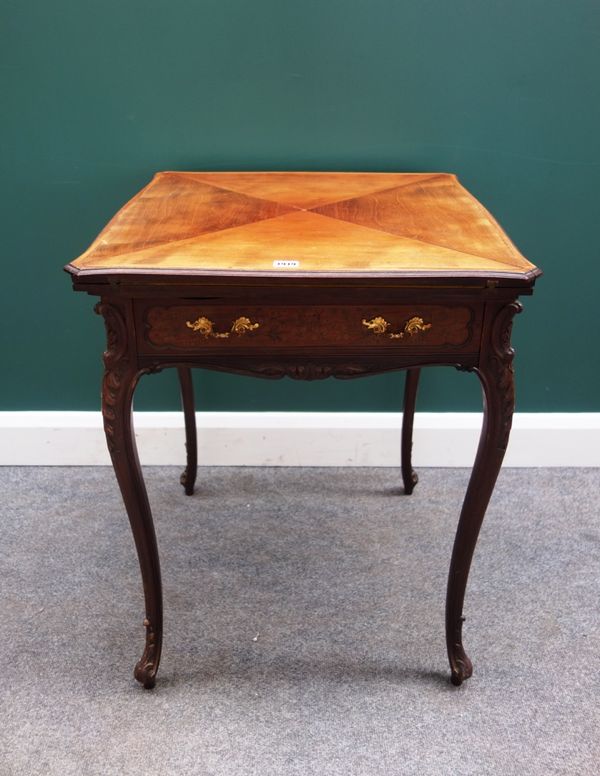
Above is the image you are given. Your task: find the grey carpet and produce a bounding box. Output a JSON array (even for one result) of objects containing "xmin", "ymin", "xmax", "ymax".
[{"xmin": 1, "ymin": 467, "xmax": 599, "ymax": 776}]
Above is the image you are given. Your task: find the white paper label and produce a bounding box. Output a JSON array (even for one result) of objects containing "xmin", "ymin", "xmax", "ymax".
[{"xmin": 273, "ymin": 259, "xmax": 300, "ymax": 268}]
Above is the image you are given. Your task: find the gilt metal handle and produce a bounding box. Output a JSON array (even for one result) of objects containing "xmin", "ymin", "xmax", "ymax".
[
  {"xmin": 362, "ymin": 315, "xmax": 432, "ymax": 340},
  {"xmin": 186, "ymin": 315, "xmax": 260, "ymax": 338}
]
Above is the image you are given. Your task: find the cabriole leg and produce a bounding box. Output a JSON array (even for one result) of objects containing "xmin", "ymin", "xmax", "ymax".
[
  {"xmin": 446, "ymin": 302, "xmax": 521, "ymax": 685},
  {"xmin": 97, "ymin": 302, "xmax": 163, "ymax": 689},
  {"xmin": 177, "ymin": 367, "xmax": 197, "ymax": 496},
  {"xmin": 401, "ymin": 368, "xmax": 421, "ymax": 494}
]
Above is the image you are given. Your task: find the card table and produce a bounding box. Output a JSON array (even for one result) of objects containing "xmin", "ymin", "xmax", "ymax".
[{"xmin": 66, "ymin": 171, "xmax": 541, "ymax": 688}]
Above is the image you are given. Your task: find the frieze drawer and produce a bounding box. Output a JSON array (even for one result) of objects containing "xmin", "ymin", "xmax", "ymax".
[{"xmin": 135, "ymin": 302, "xmax": 481, "ymax": 354}]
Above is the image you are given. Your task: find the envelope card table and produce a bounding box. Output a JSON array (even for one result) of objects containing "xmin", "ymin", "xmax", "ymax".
[{"xmin": 65, "ymin": 171, "xmax": 541, "ymax": 688}]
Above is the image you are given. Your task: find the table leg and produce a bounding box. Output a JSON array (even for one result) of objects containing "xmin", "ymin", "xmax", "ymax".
[
  {"xmin": 177, "ymin": 367, "xmax": 198, "ymax": 496},
  {"xmin": 401, "ymin": 368, "xmax": 420, "ymax": 495},
  {"xmin": 446, "ymin": 301, "xmax": 521, "ymax": 685},
  {"xmin": 97, "ymin": 302, "xmax": 163, "ymax": 689}
]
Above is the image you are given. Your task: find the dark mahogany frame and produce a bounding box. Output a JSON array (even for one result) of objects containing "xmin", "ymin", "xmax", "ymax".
[{"xmin": 67, "ymin": 264, "xmax": 540, "ymax": 688}]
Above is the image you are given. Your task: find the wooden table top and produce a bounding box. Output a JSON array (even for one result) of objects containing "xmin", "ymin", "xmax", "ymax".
[{"xmin": 68, "ymin": 172, "xmax": 539, "ymax": 284}]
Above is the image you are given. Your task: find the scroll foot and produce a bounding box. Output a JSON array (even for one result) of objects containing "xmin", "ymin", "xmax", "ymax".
[
  {"xmin": 134, "ymin": 617, "xmax": 161, "ymax": 689},
  {"xmin": 404, "ymin": 469, "xmax": 419, "ymax": 496},
  {"xmin": 448, "ymin": 616, "xmax": 473, "ymax": 686},
  {"xmin": 450, "ymin": 659, "xmax": 473, "ymax": 687},
  {"xmin": 180, "ymin": 466, "xmax": 195, "ymax": 497}
]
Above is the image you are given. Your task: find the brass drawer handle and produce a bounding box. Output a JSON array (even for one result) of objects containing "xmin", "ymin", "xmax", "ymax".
[
  {"xmin": 362, "ymin": 315, "xmax": 432, "ymax": 340},
  {"xmin": 186, "ymin": 315, "xmax": 260, "ymax": 338}
]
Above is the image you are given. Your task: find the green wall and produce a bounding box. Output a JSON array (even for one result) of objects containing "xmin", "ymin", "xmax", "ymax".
[{"xmin": 2, "ymin": 0, "xmax": 598, "ymax": 412}]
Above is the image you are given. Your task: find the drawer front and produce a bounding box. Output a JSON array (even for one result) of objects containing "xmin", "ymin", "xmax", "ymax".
[{"xmin": 136, "ymin": 303, "xmax": 480, "ymax": 354}]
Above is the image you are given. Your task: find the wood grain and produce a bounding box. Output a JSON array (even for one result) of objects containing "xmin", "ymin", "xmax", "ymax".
[
  {"xmin": 312, "ymin": 175, "xmax": 525, "ymax": 266},
  {"xmin": 70, "ymin": 172, "xmax": 537, "ymax": 277},
  {"xmin": 138, "ymin": 302, "xmax": 478, "ymax": 354}
]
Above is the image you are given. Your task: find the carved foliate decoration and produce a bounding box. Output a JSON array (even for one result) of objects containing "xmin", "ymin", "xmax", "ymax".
[
  {"xmin": 487, "ymin": 301, "xmax": 523, "ymax": 450},
  {"xmin": 95, "ymin": 302, "xmax": 129, "ymax": 454},
  {"xmin": 251, "ymin": 363, "xmax": 371, "ymax": 380}
]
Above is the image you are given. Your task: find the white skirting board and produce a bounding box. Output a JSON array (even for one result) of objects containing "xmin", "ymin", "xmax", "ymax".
[{"xmin": 0, "ymin": 412, "xmax": 598, "ymax": 467}]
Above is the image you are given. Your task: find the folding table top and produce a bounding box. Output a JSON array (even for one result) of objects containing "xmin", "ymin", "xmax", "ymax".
[{"xmin": 68, "ymin": 171, "xmax": 539, "ymax": 284}]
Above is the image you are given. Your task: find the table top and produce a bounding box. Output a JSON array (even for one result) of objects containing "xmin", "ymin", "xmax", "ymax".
[{"xmin": 68, "ymin": 171, "xmax": 539, "ymax": 285}]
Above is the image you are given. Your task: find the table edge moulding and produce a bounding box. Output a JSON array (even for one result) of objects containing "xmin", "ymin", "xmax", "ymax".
[{"xmin": 65, "ymin": 171, "xmax": 541, "ymax": 689}]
